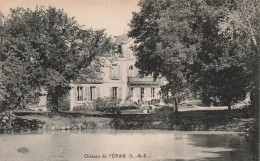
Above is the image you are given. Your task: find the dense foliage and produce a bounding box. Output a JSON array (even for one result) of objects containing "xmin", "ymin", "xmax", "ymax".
[
  {"xmin": 129, "ymin": 0, "xmax": 259, "ymax": 110},
  {"xmin": 0, "ymin": 7, "xmax": 113, "ymax": 112}
]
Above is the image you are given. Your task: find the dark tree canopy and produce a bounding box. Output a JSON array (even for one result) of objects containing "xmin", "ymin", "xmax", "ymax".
[
  {"xmin": 1, "ymin": 7, "xmax": 113, "ymax": 112},
  {"xmin": 128, "ymin": 0, "xmax": 259, "ymax": 110}
]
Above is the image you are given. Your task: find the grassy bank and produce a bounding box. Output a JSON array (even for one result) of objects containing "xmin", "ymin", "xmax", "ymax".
[
  {"xmin": 112, "ymin": 109, "xmax": 257, "ymax": 132},
  {"xmin": 19, "ymin": 115, "xmax": 113, "ymax": 131},
  {"xmin": 0, "ymin": 108, "xmax": 257, "ymax": 133}
]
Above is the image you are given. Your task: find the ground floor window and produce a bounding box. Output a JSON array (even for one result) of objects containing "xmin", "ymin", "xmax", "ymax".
[
  {"xmin": 112, "ymin": 87, "xmax": 118, "ymax": 100},
  {"xmin": 129, "ymin": 87, "xmax": 134, "ymax": 98},
  {"xmin": 151, "ymin": 87, "xmax": 155, "ymax": 98},
  {"xmin": 110, "ymin": 87, "xmax": 122, "ymax": 100},
  {"xmin": 141, "ymin": 87, "xmax": 144, "ymax": 102},
  {"xmin": 76, "ymin": 86, "xmax": 83, "ymax": 101},
  {"xmin": 85, "ymin": 86, "xmax": 99, "ymax": 101}
]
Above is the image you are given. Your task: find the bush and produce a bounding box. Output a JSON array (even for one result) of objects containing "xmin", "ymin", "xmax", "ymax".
[
  {"xmin": 120, "ymin": 106, "xmax": 138, "ymax": 110},
  {"xmin": 93, "ymin": 97, "xmax": 121, "ymax": 113},
  {"xmin": 122, "ymin": 99, "xmax": 138, "ymax": 107},
  {"xmin": 59, "ymin": 105, "xmax": 70, "ymax": 111},
  {"xmin": 58, "ymin": 91, "xmax": 70, "ymax": 111},
  {"xmin": 73, "ymin": 105, "xmax": 92, "ymax": 111},
  {"xmin": 201, "ymin": 94, "xmax": 221, "ymax": 106},
  {"xmin": 163, "ymin": 97, "xmax": 175, "ymax": 104},
  {"xmin": 150, "ymin": 99, "xmax": 161, "ymax": 105},
  {"xmin": 154, "ymin": 106, "xmax": 173, "ymax": 112}
]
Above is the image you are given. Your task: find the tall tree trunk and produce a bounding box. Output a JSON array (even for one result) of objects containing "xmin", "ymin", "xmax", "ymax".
[
  {"xmin": 249, "ymin": 54, "xmax": 259, "ymax": 117},
  {"xmin": 227, "ymin": 102, "xmax": 231, "ymax": 111},
  {"xmin": 174, "ymin": 97, "xmax": 178, "ymax": 113},
  {"xmin": 52, "ymin": 94, "xmax": 59, "ymax": 114},
  {"xmin": 48, "ymin": 91, "xmax": 59, "ymax": 114}
]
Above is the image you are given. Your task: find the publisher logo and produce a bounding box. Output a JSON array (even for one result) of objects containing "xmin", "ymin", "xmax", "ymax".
[{"xmin": 17, "ymin": 147, "xmax": 30, "ymax": 154}]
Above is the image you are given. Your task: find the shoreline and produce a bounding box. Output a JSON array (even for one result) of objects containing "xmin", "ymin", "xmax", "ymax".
[{"xmin": 0, "ymin": 109, "xmax": 257, "ymax": 134}]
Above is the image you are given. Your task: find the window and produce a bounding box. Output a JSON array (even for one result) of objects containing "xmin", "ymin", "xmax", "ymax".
[
  {"xmin": 85, "ymin": 86, "xmax": 99, "ymax": 101},
  {"xmin": 151, "ymin": 88, "xmax": 155, "ymax": 98},
  {"xmin": 75, "ymin": 86, "xmax": 83, "ymax": 101},
  {"xmin": 117, "ymin": 45, "xmax": 122, "ymax": 54},
  {"xmin": 110, "ymin": 64, "xmax": 120, "ymax": 79},
  {"xmin": 141, "ymin": 87, "xmax": 144, "ymax": 102},
  {"xmin": 110, "ymin": 87, "xmax": 121, "ymax": 100},
  {"xmin": 112, "ymin": 87, "xmax": 118, "ymax": 100},
  {"xmin": 129, "ymin": 87, "xmax": 134, "ymax": 98},
  {"xmin": 128, "ymin": 65, "xmax": 134, "ymax": 77},
  {"xmin": 127, "ymin": 49, "xmax": 133, "ymax": 59}
]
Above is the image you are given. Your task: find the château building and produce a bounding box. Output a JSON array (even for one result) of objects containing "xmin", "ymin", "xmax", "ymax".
[{"xmin": 69, "ymin": 34, "xmax": 166, "ymax": 110}]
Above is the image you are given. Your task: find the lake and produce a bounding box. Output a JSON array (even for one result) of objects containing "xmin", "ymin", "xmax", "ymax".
[{"xmin": 0, "ymin": 130, "xmax": 257, "ymax": 161}]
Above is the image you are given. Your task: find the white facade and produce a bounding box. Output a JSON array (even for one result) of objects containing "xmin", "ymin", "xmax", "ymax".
[{"xmin": 69, "ymin": 34, "xmax": 165, "ymax": 110}]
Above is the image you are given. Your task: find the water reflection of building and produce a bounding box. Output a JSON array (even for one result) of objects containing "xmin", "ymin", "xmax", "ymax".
[{"xmin": 69, "ymin": 34, "xmax": 167, "ymax": 110}]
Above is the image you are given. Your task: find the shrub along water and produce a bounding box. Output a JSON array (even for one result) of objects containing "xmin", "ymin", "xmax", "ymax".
[
  {"xmin": 93, "ymin": 97, "xmax": 121, "ymax": 113},
  {"xmin": 73, "ymin": 105, "xmax": 93, "ymax": 112}
]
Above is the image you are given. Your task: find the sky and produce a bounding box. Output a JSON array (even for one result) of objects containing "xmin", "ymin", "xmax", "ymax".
[{"xmin": 0, "ymin": 0, "xmax": 140, "ymax": 36}]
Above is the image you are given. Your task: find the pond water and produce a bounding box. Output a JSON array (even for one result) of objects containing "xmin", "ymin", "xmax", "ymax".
[{"xmin": 0, "ymin": 130, "xmax": 257, "ymax": 161}]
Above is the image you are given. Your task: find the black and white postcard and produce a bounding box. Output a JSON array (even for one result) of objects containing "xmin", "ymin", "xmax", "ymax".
[{"xmin": 0, "ymin": 0, "xmax": 259, "ymax": 160}]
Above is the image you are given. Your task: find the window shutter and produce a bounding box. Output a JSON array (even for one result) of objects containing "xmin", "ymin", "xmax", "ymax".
[
  {"xmin": 127, "ymin": 66, "xmax": 129, "ymax": 77},
  {"xmin": 130, "ymin": 88, "xmax": 133, "ymax": 98},
  {"xmin": 144, "ymin": 88, "xmax": 147, "ymax": 99},
  {"xmin": 92, "ymin": 88, "xmax": 96, "ymax": 100},
  {"xmin": 126, "ymin": 87, "xmax": 129, "ymax": 97},
  {"xmin": 74, "ymin": 87, "xmax": 78, "ymax": 101},
  {"xmin": 96, "ymin": 87, "xmax": 100, "ymax": 98},
  {"xmin": 119, "ymin": 87, "xmax": 122, "ymax": 99},
  {"xmin": 85, "ymin": 87, "xmax": 90, "ymax": 101},
  {"xmin": 136, "ymin": 88, "xmax": 140, "ymax": 98},
  {"xmin": 109, "ymin": 66, "xmax": 112, "ymax": 79},
  {"xmin": 118, "ymin": 65, "xmax": 120, "ymax": 79},
  {"xmin": 79, "ymin": 87, "xmax": 83, "ymax": 101},
  {"xmin": 147, "ymin": 88, "xmax": 150, "ymax": 98},
  {"xmin": 110, "ymin": 87, "xmax": 113, "ymax": 98}
]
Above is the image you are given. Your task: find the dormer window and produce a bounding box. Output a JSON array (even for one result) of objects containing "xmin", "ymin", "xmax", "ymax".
[{"xmin": 117, "ymin": 44, "xmax": 122, "ymax": 54}]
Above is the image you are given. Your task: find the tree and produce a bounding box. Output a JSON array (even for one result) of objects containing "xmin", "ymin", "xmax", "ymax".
[
  {"xmin": 1, "ymin": 7, "xmax": 113, "ymax": 112},
  {"xmin": 128, "ymin": 0, "xmax": 189, "ymax": 112},
  {"xmin": 129, "ymin": 0, "xmax": 258, "ymax": 110},
  {"xmin": 0, "ymin": 64, "xmax": 8, "ymax": 112},
  {"xmin": 0, "ymin": 12, "xmax": 8, "ymax": 111},
  {"xmin": 188, "ymin": 0, "xmax": 255, "ymax": 110},
  {"xmin": 217, "ymin": 0, "xmax": 260, "ymax": 110},
  {"xmin": 128, "ymin": 0, "xmax": 205, "ymax": 112},
  {"xmin": 191, "ymin": 0, "xmax": 258, "ymax": 110},
  {"xmin": 129, "ymin": 0, "xmax": 171, "ymax": 77}
]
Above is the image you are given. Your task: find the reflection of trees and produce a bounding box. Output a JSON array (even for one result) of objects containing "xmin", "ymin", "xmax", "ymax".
[
  {"xmin": 189, "ymin": 134, "xmax": 256, "ymax": 160},
  {"xmin": 190, "ymin": 134, "xmax": 239, "ymax": 148},
  {"xmin": 244, "ymin": 133, "xmax": 258, "ymax": 160}
]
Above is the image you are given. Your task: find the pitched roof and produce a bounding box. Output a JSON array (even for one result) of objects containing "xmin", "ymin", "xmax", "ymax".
[{"xmin": 114, "ymin": 34, "xmax": 131, "ymax": 44}]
